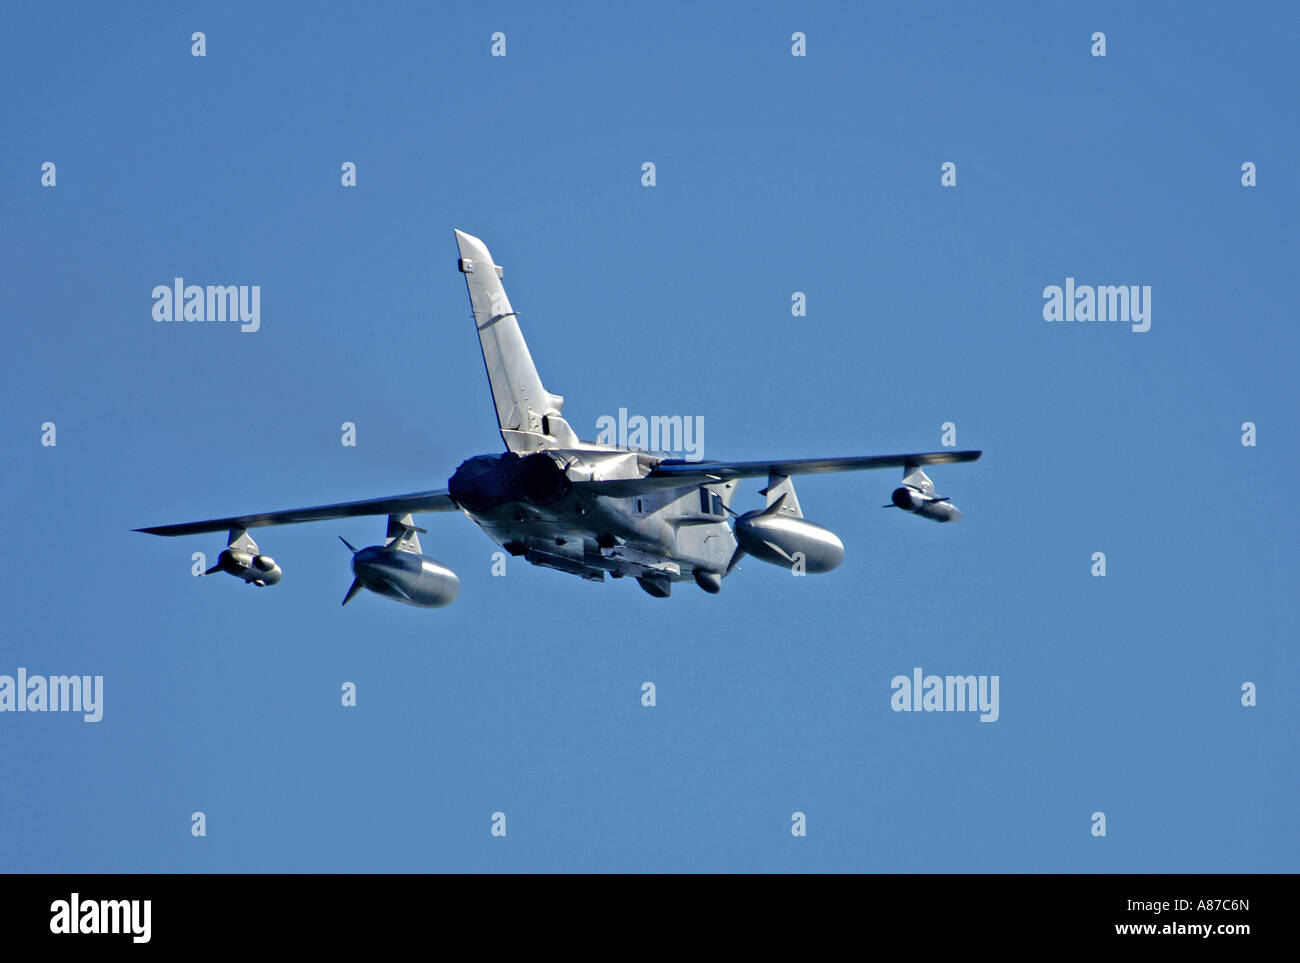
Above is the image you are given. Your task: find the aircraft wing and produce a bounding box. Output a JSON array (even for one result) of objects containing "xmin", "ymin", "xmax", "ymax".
[
  {"xmin": 574, "ymin": 449, "xmax": 977, "ymax": 496},
  {"xmin": 135, "ymin": 489, "xmax": 459, "ymax": 536},
  {"xmin": 655, "ymin": 449, "xmax": 977, "ymax": 480},
  {"xmin": 647, "ymin": 450, "xmax": 981, "ymax": 481},
  {"xmin": 575, "ymin": 451, "xmax": 981, "ymax": 496}
]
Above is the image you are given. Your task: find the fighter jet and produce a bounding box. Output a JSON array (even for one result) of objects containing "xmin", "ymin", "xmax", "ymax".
[{"xmin": 136, "ymin": 230, "xmax": 982, "ymax": 606}]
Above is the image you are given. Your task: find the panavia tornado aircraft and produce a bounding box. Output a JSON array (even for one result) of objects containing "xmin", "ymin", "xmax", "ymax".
[{"xmin": 136, "ymin": 230, "xmax": 982, "ymax": 607}]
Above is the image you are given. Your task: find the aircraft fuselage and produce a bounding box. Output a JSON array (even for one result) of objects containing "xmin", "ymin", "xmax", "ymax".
[{"xmin": 448, "ymin": 448, "xmax": 738, "ymax": 584}]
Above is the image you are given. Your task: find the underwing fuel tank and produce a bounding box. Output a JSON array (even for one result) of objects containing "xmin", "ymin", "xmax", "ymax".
[
  {"xmin": 342, "ymin": 544, "xmax": 460, "ymax": 608},
  {"xmin": 733, "ymin": 510, "xmax": 845, "ymax": 573}
]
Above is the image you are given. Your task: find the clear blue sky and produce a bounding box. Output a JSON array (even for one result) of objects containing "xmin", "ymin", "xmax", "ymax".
[{"xmin": 2, "ymin": 1, "xmax": 1296, "ymax": 872}]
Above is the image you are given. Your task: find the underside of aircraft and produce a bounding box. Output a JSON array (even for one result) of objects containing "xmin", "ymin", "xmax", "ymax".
[{"xmin": 136, "ymin": 230, "xmax": 982, "ymax": 605}]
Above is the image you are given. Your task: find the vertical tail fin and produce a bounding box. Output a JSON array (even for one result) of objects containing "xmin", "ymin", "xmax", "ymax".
[{"xmin": 454, "ymin": 230, "xmax": 578, "ymax": 452}]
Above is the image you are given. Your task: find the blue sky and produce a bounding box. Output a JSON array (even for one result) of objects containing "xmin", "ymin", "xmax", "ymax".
[{"xmin": 2, "ymin": 1, "xmax": 1296, "ymax": 872}]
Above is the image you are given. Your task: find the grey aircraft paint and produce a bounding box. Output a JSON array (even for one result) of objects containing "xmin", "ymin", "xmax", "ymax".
[{"xmin": 137, "ymin": 230, "xmax": 981, "ymax": 606}]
